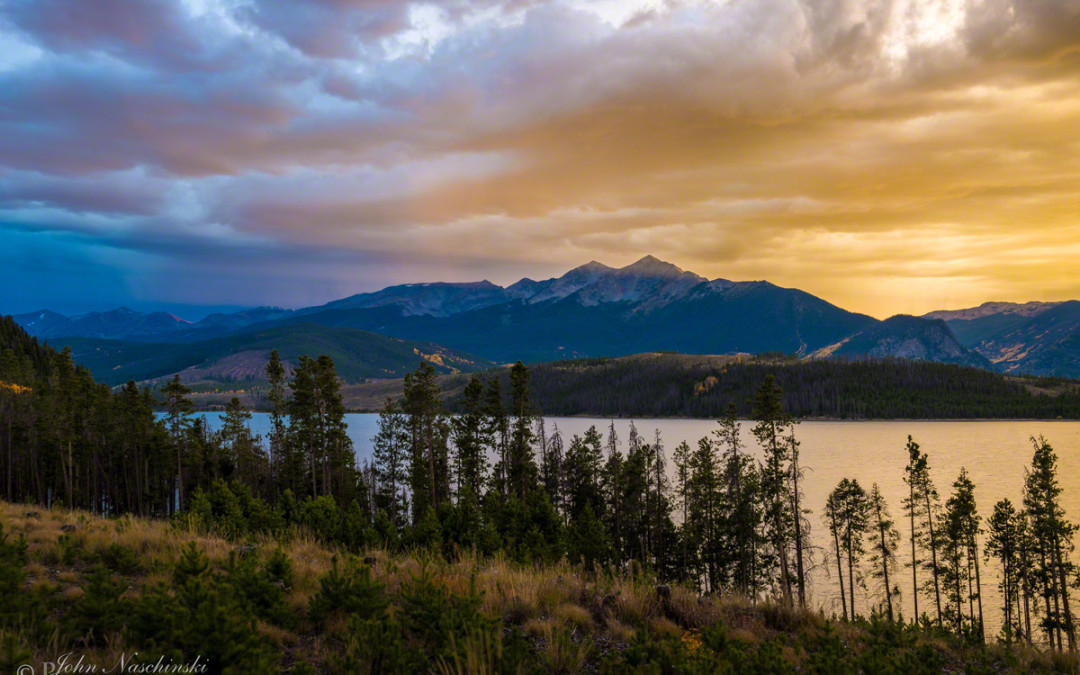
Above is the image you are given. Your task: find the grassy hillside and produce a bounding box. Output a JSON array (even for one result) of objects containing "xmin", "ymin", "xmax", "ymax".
[
  {"xmin": 2, "ymin": 501, "xmax": 1073, "ymax": 674},
  {"xmin": 55, "ymin": 323, "xmax": 492, "ymax": 387}
]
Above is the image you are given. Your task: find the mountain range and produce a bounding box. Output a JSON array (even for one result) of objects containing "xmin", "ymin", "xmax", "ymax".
[{"xmin": 10, "ymin": 255, "xmax": 1078, "ymax": 383}]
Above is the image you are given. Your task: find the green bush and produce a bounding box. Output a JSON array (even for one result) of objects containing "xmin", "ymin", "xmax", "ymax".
[
  {"xmin": 221, "ymin": 549, "xmax": 293, "ymax": 628},
  {"xmin": 65, "ymin": 565, "xmax": 129, "ymax": 647},
  {"xmin": 130, "ymin": 543, "xmax": 272, "ymax": 673},
  {"xmin": 309, "ymin": 556, "xmax": 387, "ymax": 628}
]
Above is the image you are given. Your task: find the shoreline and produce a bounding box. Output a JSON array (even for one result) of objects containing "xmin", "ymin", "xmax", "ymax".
[{"xmin": 182, "ymin": 408, "xmax": 1079, "ymax": 423}]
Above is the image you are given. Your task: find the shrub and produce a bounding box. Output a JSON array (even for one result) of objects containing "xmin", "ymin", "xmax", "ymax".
[
  {"xmin": 130, "ymin": 542, "xmax": 273, "ymax": 673},
  {"xmin": 65, "ymin": 565, "xmax": 129, "ymax": 647},
  {"xmin": 309, "ymin": 556, "xmax": 387, "ymax": 628}
]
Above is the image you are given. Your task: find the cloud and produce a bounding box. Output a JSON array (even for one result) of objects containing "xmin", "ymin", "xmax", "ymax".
[{"xmin": 2, "ymin": 0, "xmax": 1080, "ymax": 317}]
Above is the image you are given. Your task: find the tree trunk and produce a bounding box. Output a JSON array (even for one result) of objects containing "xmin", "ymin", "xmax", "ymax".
[
  {"xmin": 972, "ymin": 537, "xmax": 984, "ymax": 641},
  {"xmin": 976, "ymin": 537, "xmax": 984, "ymax": 635},
  {"xmin": 880, "ymin": 520, "xmax": 894, "ymax": 621},
  {"xmin": 791, "ymin": 445, "xmax": 806, "ymax": 608},
  {"xmin": 1054, "ymin": 535, "xmax": 1076, "ymax": 652},
  {"xmin": 846, "ymin": 531, "xmax": 856, "ymax": 619},
  {"xmin": 925, "ymin": 490, "xmax": 943, "ymax": 626},
  {"xmin": 909, "ymin": 479, "xmax": 918, "ymax": 621},
  {"xmin": 832, "ymin": 518, "xmax": 848, "ymax": 621},
  {"xmin": 1021, "ymin": 561, "xmax": 1032, "ymax": 644}
]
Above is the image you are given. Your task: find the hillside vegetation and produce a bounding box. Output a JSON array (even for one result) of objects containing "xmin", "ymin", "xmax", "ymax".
[
  {"xmin": 2, "ymin": 502, "xmax": 1075, "ymax": 674},
  {"xmin": 57, "ymin": 323, "xmax": 491, "ymax": 387},
  {"xmin": 345, "ymin": 353, "xmax": 1080, "ymax": 419}
]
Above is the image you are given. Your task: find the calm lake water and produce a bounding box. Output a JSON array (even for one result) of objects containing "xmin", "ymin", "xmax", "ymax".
[{"xmin": 191, "ymin": 413, "xmax": 1080, "ymax": 631}]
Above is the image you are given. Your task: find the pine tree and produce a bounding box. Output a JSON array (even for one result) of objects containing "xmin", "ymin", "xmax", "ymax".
[
  {"xmin": 825, "ymin": 485, "xmax": 850, "ymax": 621},
  {"xmin": 903, "ymin": 436, "xmax": 944, "ymax": 626},
  {"xmin": 942, "ymin": 468, "xmax": 982, "ymax": 638},
  {"xmin": 752, "ymin": 375, "xmax": 794, "ymax": 605},
  {"xmin": 162, "ymin": 374, "xmax": 193, "ymax": 513},
  {"xmin": 540, "ymin": 424, "xmax": 564, "ymax": 518},
  {"xmin": 373, "ymin": 398, "xmax": 409, "ymax": 527},
  {"xmin": 564, "ymin": 427, "xmax": 609, "ymax": 568},
  {"xmin": 715, "ymin": 403, "xmax": 757, "ymax": 595},
  {"xmin": 601, "ymin": 421, "xmax": 623, "ymax": 560},
  {"xmin": 403, "ymin": 362, "xmax": 450, "ymax": 522},
  {"xmin": 826, "ymin": 478, "xmax": 869, "ymax": 619},
  {"xmin": 986, "ymin": 498, "xmax": 1023, "ymax": 641},
  {"xmin": 1024, "ymin": 436, "xmax": 1076, "ymax": 651},
  {"xmin": 785, "ymin": 422, "xmax": 810, "ymax": 608},
  {"xmin": 687, "ymin": 437, "xmax": 720, "ymax": 593},
  {"xmin": 452, "ymin": 376, "xmax": 487, "ymax": 501},
  {"xmin": 649, "ymin": 429, "xmax": 672, "ymax": 576},
  {"xmin": 866, "ymin": 483, "xmax": 900, "ymax": 621},
  {"xmin": 265, "ymin": 349, "xmax": 287, "ymax": 497},
  {"xmin": 287, "ymin": 355, "xmax": 320, "ymax": 499},
  {"xmin": 506, "ymin": 362, "xmax": 537, "ymax": 501},
  {"xmin": 482, "ymin": 377, "xmax": 508, "ymax": 497},
  {"xmin": 672, "ymin": 440, "xmax": 693, "ymax": 583},
  {"xmin": 314, "ymin": 355, "xmax": 354, "ymax": 505},
  {"xmin": 621, "ymin": 425, "xmax": 651, "ymax": 566},
  {"xmin": 220, "ymin": 397, "xmax": 263, "ymax": 492}
]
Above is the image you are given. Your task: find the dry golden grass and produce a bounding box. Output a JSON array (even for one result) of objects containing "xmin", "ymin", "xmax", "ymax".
[
  {"xmin": 553, "ymin": 603, "xmax": 593, "ymax": 631},
  {"xmin": 0, "ymin": 498, "xmax": 830, "ymax": 658},
  {"xmin": 61, "ymin": 585, "xmax": 84, "ymax": 602},
  {"xmin": 6, "ymin": 499, "xmax": 1080, "ymax": 675}
]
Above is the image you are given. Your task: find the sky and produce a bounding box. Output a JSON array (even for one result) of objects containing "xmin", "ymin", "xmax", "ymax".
[{"xmin": 2, "ymin": 0, "xmax": 1080, "ymax": 319}]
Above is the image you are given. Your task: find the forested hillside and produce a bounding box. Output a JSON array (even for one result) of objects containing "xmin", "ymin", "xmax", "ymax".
[
  {"xmin": 453, "ymin": 353, "xmax": 1080, "ymax": 419},
  {"xmin": 58, "ymin": 323, "xmax": 491, "ymax": 387}
]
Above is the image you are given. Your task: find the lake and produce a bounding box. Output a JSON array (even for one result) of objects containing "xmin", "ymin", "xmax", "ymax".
[{"xmin": 190, "ymin": 412, "xmax": 1080, "ymax": 631}]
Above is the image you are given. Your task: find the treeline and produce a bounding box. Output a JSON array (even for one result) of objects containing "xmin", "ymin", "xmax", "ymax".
[
  {"xmin": 365, "ymin": 364, "xmax": 1078, "ymax": 650},
  {"xmin": 0, "ymin": 316, "xmax": 169, "ymax": 514},
  {"xmin": 457, "ymin": 354, "xmax": 1080, "ymax": 419},
  {"xmin": 0, "ymin": 315, "xmax": 359, "ymax": 518},
  {"xmin": 824, "ymin": 434, "xmax": 1077, "ymax": 651}
]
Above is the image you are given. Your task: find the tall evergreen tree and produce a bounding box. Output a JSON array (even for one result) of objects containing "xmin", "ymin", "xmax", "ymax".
[
  {"xmin": 752, "ymin": 375, "xmax": 795, "ymax": 605},
  {"xmin": 452, "ymin": 376, "xmax": 487, "ymax": 501},
  {"xmin": 826, "ymin": 478, "xmax": 869, "ymax": 619},
  {"xmin": 265, "ymin": 349, "xmax": 287, "ymax": 497},
  {"xmin": 867, "ymin": 483, "xmax": 900, "ymax": 621},
  {"xmin": 715, "ymin": 403, "xmax": 758, "ymax": 595},
  {"xmin": 315, "ymin": 355, "xmax": 355, "ymax": 505},
  {"xmin": 373, "ymin": 398, "xmax": 409, "ymax": 527},
  {"xmin": 785, "ymin": 423, "xmax": 810, "ymax": 608},
  {"xmin": 564, "ymin": 427, "xmax": 609, "ymax": 567},
  {"xmin": 687, "ymin": 436, "xmax": 720, "ymax": 593},
  {"xmin": 541, "ymin": 424, "xmax": 565, "ymax": 517},
  {"xmin": 403, "ymin": 361, "xmax": 450, "ymax": 521},
  {"xmin": 506, "ymin": 362, "xmax": 537, "ymax": 501},
  {"xmin": 672, "ymin": 439, "xmax": 693, "ymax": 583},
  {"xmin": 942, "ymin": 468, "xmax": 982, "ymax": 638},
  {"xmin": 220, "ymin": 397, "xmax": 263, "ymax": 492},
  {"xmin": 903, "ymin": 436, "xmax": 944, "ymax": 626},
  {"xmin": 482, "ymin": 377, "xmax": 508, "ymax": 497},
  {"xmin": 162, "ymin": 374, "xmax": 193, "ymax": 513},
  {"xmin": 986, "ymin": 498, "xmax": 1023, "ymax": 641},
  {"xmin": 1024, "ymin": 436, "xmax": 1076, "ymax": 652},
  {"xmin": 601, "ymin": 421, "xmax": 624, "ymax": 560},
  {"xmin": 287, "ymin": 355, "xmax": 320, "ymax": 499}
]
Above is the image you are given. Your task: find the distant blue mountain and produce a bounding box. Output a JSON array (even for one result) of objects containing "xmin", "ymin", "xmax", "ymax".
[{"xmin": 10, "ymin": 256, "xmax": 1003, "ymax": 375}]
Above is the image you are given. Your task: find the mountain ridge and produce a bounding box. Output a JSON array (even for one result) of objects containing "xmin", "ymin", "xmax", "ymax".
[{"xmin": 9, "ymin": 255, "xmax": 1057, "ymax": 376}]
